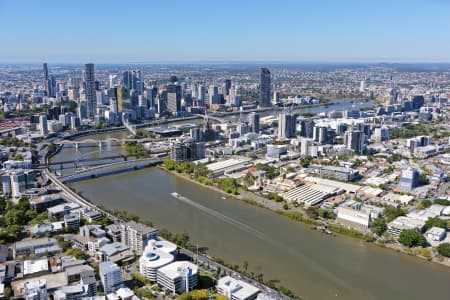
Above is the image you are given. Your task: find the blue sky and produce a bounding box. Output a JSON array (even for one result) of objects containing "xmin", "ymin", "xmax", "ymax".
[{"xmin": 0, "ymin": 0, "xmax": 449, "ymax": 63}]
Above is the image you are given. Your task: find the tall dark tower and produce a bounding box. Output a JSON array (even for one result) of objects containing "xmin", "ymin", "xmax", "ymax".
[
  {"xmin": 224, "ymin": 79, "xmax": 232, "ymax": 96},
  {"xmin": 43, "ymin": 63, "xmax": 49, "ymax": 81},
  {"xmin": 43, "ymin": 63, "xmax": 49, "ymax": 95},
  {"xmin": 260, "ymin": 67, "xmax": 271, "ymax": 107},
  {"xmin": 84, "ymin": 63, "xmax": 96, "ymax": 118}
]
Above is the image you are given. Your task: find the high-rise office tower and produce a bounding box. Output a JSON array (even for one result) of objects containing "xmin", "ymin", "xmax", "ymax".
[
  {"xmin": 145, "ymin": 87, "xmax": 158, "ymax": 108},
  {"xmin": 78, "ymin": 101, "xmax": 87, "ymax": 119},
  {"xmin": 48, "ymin": 75, "xmax": 56, "ymax": 97},
  {"xmin": 191, "ymin": 83, "xmax": 198, "ymax": 99},
  {"xmin": 208, "ymin": 85, "xmax": 220, "ymax": 106},
  {"xmin": 39, "ymin": 114, "xmax": 48, "ymax": 136},
  {"xmin": 198, "ymin": 84, "xmax": 206, "ymax": 104},
  {"xmin": 345, "ymin": 129, "xmax": 364, "ymax": 154},
  {"xmin": 313, "ymin": 126, "xmax": 329, "ymax": 144},
  {"xmin": 2, "ymin": 169, "xmax": 35, "ymax": 198},
  {"xmin": 130, "ymin": 89, "xmax": 139, "ymax": 107},
  {"xmin": 70, "ymin": 77, "xmax": 82, "ymax": 89},
  {"xmin": 43, "ymin": 63, "xmax": 49, "ymax": 94},
  {"xmin": 300, "ymin": 138, "xmax": 313, "ymax": 156},
  {"xmin": 247, "ymin": 112, "xmax": 260, "ymax": 133},
  {"xmin": 230, "ymin": 86, "xmax": 241, "ymax": 107},
  {"xmin": 116, "ymin": 86, "xmax": 130, "ymax": 112},
  {"xmin": 122, "ymin": 71, "xmax": 131, "ymax": 88},
  {"xmin": 260, "ymin": 67, "xmax": 271, "ymax": 107},
  {"xmin": 167, "ymin": 92, "xmax": 181, "ymax": 113},
  {"xmin": 135, "ymin": 81, "xmax": 145, "ymax": 95},
  {"xmin": 84, "ymin": 63, "xmax": 96, "ymax": 118},
  {"xmin": 43, "ymin": 63, "xmax": 55, "ymax": 97},
  {"xmin": 167, "ymin": 84, "xmax": 182, "ymax": 114},
  {"xmin": 190, "ymin": 127, "xmax": 203, "ymax": 142},
  {"xmin": 278, "ymin": 112, "xmax": 297, "ymax": 139},
  {"xmin": 123, "ymin": 70, "xmax": 141, "ymax": 90},
  {"xmin": 157, "ymin": 91, "xmax": 168, "ymax": 114},
  {"xmin": 183, "ymin": 92, "xmax": 193, "ymax": 108},
  {"xmin": 224, "ymin": 79, "xmax": 232, "ymax": 96},
  {"xmin": 299, "ymin": 119, "xmax": 314, "ymax": 138},
  {"xmin": 133, "ymin": 69, "xmax": 141, "ymax": 82},
  {"xmin": 373, "ymin": 126, "xmax": 390, "ymax": 142},
  {"xmin": 43, "ymin": 63, "xmax": 49, "ymax": 82},
  {"xmin": 70, "ymin": 115, "xmax": 81, "ymax": 130}
]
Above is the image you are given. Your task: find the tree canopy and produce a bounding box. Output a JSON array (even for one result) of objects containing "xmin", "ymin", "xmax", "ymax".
[
  {"xmin": 398, "ymin": 230, "xmax": 427, "ymax": 247},
  {"xmin": 434, "ymin": 198, "xmax": 450, "ymax": 206},
  {"xmin": 384, "ymin": 205, "xmax": 406, "ymax": 222},
  {"xmin": 437, "ymin": 243, "xmax": 450, "ymax": 257},
  {"xmin": 424, "ymin": 217, "xmax": 448, "ymax": 231},
  {"xmin": 370, "ymin": 218, "xmax": 387, "ymax": 236},
  {"xmin": 418, "ymin": 199, "xmax": 432, "ymax": 209}
]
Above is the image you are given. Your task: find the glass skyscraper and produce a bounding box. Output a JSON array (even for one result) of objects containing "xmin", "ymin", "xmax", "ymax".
[
  {"xmin": 84, "ymin": 63, "xmax": 96, "ymax": 117},
  {"xmin": 260, "ymin": 67, "xmax": 271, "ymax": 107}
]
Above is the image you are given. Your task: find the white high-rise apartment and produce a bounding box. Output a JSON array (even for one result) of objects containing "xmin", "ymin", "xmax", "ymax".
[{"xmin": 99, "ymin": 261, "xmax": 123, "ymax": 294}]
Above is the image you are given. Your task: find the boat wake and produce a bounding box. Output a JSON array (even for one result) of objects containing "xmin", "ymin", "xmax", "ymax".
[
  {"xmin": 170, "ymin": 192, "xmax": 357, "ymax": 292},
  {"xmin": 171, "ymin": 192, "xmax": 270, "ymax": 241}
]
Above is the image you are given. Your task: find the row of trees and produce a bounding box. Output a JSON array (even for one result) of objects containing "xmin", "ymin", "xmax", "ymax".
[
  {"xmin": 125, "ymin": 141, "xmax": 147, "ymax": 157},
  {"xmin": 163, "ymin": 159, "xmax": 211, "ymax": 178},
  {"xmin": 265, "ymin": 193, "xmax": 284, "ymax": 202},
  {"xmin": 216, "ymin": 178, "xmax": 240, "ymax": 195},
  {"xmin": 305, "ymin": 206, "xmax": 334, "ymax": 220},
  {"xmin": 163, "ymin": 159, "xmax": 242, "ymax": 195},
  {"xmin": 159, "ymin": 229, "xmax": 192, "ymax": 250},
  {"xmin": 133, "ymin": 130, "xmax": 154, "ymax": 139}
]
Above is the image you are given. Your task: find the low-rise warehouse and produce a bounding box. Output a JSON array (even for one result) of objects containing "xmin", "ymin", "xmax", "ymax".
[
  {"xmin": 281, "ymin": 183, "xmax": 342, "ymax": 207},
  {"xmin": 387, "ymin": 216, "xmax": 425, "ymax": 236},
  {"xmin": 206, "ymin": 158, "xmax": 252, "ymax": 176}
]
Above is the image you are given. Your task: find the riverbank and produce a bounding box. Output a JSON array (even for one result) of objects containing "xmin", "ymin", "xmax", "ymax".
[
  {"xmin": 66, "ymin": 172, "xmax": 300, "ymax": 299},
  {"xmin": 70, "ymin": 166, "xmax": 450, "ymax": 300},
  {"xmin": 160, "ymin": 165, "xmax": 450, "ymax": 269}
]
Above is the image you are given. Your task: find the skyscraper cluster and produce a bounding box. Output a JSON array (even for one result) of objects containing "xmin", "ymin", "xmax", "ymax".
[{"xmin": 36, "ymin": 63, "xmax": 276, "ymax": 126}]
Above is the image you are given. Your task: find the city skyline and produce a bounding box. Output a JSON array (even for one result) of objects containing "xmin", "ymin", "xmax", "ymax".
[{"xmin": 1, "ymin": 0, "xmax": 450, "ymax": 63}]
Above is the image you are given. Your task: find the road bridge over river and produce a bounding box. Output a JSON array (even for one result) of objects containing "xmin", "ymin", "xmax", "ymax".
[{"xmin": 57, "ymin": 157, "xmax": 162, "ymax": 182}]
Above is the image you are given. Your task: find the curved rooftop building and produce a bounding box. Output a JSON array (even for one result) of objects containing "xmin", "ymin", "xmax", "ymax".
[
  {"xmin": 147, "ymin": 239, "xmax": 177, "ymax": 255},
  {"xmin": 139, "ymin": 241, "xmax": 175, "ymax": 282}
]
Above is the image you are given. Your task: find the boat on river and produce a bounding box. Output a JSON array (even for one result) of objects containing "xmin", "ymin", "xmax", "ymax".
[{"xmin": 171, "ymin": 192, "xmax": 181, "ymax": 199}]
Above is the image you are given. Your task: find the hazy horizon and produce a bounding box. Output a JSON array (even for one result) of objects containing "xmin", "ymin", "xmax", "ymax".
[{"xmin": 1, "ymin": 0, "xmax": 450, "ymax": 63}]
